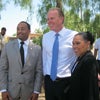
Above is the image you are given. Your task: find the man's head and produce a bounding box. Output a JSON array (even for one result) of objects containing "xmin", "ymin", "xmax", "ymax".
[
  {"xmin": 47, "ymin": 7, "xmax": 64, "ymax": 32},
  {"xmin": 17, "ymin": 21, "xmax": 31, "ymax": 41},
  {"xmin": 1, "ymin": 27, "xmax": 6, "ymax": 36}
]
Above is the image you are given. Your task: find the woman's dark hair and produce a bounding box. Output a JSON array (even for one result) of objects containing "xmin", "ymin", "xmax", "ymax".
[{"xmin": 75, "ymin": 31, "xmax": 94, "ymax": 46}]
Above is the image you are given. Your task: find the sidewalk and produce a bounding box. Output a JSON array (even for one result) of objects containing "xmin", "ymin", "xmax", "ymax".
[{"xmin": 38, "ymin": 87, "xmax": 45, "ymax": 100}]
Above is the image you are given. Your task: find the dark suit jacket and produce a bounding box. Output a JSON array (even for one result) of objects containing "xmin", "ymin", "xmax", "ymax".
[{"xmin": 69, "ymin": 51, "xmax": 99, "ymax": 100}]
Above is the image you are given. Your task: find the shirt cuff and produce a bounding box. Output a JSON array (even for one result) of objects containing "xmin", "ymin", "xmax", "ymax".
[
  {"xmin": 34, "ymin": 91, "xmax": 40, "ymax": 94},
  {"xmin": 0, "ymin": 89, "xmax": 7, "ymax": 92}
]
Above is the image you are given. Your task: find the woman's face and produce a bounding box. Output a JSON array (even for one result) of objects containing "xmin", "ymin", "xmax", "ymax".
[{"xmin": 72, "ymin": 35, "xmax": 90, "ymax": 57}]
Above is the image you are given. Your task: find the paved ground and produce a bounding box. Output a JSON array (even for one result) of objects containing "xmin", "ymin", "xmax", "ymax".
[{"xmin": 38, "ymin": 87, "xmax": 45, "ymax": 100}]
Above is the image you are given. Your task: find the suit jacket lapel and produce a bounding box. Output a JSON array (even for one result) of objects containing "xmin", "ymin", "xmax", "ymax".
[
  {"xmin": 72, "ymin": 51, "xmax": 91, "ymax": 74},
  {"xmin": 25, "ymin": 41, "xmax": 33, "ymax": 66},
  {"xmin": 13, "ymin": 39, "xmax": 22, "ymax": 67}
]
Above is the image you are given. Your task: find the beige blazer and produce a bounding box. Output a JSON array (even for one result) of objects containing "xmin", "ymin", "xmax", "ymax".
[
  {"xmin": 0, "ymin": 39, "xmax": 43, "ymax": 100},
  {"xmin": 0, "ymin": 34, "xmax": 8, "ymax": 51}
]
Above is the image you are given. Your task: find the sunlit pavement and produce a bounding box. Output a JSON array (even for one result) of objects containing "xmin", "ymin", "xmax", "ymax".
[{"xmin": 39, "ymin": 86, "xmax": 45, "ymax": 100}]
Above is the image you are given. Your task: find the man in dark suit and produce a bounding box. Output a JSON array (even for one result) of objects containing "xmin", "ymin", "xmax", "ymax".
[{"xmin": 0, "ymin": 21, "xmax": 43, "ymax": 100}]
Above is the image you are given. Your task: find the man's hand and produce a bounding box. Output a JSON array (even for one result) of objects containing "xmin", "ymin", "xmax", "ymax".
[
  {"xmin": 2, "ymin": 91, "xmax": 12, "ymax": 100},
  {"xmin": 28, "ymin": 93, "xmax": 38, "ymax": 100},
  {"xmin": 98, "ymin": 73, "xmax": 100, "ymax": 80}
]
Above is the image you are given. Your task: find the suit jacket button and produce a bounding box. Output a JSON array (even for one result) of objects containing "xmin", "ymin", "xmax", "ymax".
[{"xmin": 21, "ymin": 72, "xmax": 23, "ymax": 74}]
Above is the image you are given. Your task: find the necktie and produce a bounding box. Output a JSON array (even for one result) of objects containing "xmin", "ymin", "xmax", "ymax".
[
  {"xmin": 20, "ymin": 41, "xmax": 24, "ymax": 67},
  {"xmin": 50, "ymin": 34, "xmax": 59, "ymax": 81}
]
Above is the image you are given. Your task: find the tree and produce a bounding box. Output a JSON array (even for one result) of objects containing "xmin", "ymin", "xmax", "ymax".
[
  {"xmin": 0, "ymin": 0, "xmax": 33, "ymax": 10},
  {"xmin": 0, "ymin": 0, "xmax": 33, "ymax": 23},
  {"xmin": 37, "ymin": 0, "xmax": 67, "ymax": 29},
  {"xmin": 91, "ymin": 14, "xmax": 100, "ymax": 37},
  {"xmin": 0, "ymin": 0, "xmax": 100, "ymax": 36},
  {"xmin": 36, "ymin": 0, "xmax": 100, "ymax": 36}
]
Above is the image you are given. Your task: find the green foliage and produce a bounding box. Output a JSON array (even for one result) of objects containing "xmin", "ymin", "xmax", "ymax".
[
  {"xmin": 91, "ymin": 14, "xmax": 100, "ymax": 37},
  {"xmin": 37, "ymin": 0, "xmax": 52, "ymax": 29},
  {"xmin": 64, "ymin": 10, "xmax": 100, "ymax": 38},
  {"xmin": 13, "ymin": 33, "xmax": 17, "ymax": 36},
  {"xmin": 32, "ymin": 35, "xmax": 43, "ymax": 47},
  {"xmin": 0, "ymin": 0, "xmax": 10, "ymax": 11},
  {"xmin": 34, "ymin": 29, "xmax": 43, "ymax": 34},
  {"xmin": 37, "ymin": 0, "xmax": 99, "ymax": 37},
  {"xmin": 13, "ymin": 0, "xmax": 33, "ymax": 9},
  {"xmin": 43, "ymin": 27, "xmax": 49, "ymax": 34},
  {"xmin": 37, "ymin": 0, "xmax": 68, "ymax": 29},
  {"xmin": 83, "ymin": 9, "xmax": 91, "ymax": 24},
  {"xmin": 64, "ymin": 11, "xmax": 81, "ymax": 31},
  {"xmin": 0, "ymin": 0, "xmax": 3, "ymax": 11},
  {"xmin": 0, "ymin": 0, "xmax": 100, "ymax": 39}
]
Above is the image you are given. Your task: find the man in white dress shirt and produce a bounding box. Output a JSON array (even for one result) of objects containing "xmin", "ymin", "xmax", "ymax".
[
  {"xmin": 42, "ymin": 7, "xmax": 77, "ymax": 100},
  {"xmin": 94, "ymin": 38, "xmax": 100, "ymax": 96}
]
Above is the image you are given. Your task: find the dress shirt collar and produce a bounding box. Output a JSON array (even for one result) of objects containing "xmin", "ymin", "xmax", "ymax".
[
  {"xmin": 52, "ymin": 27, "xmax": 66, "ymax": 37},
  {"xmin": 18, "ymin": 39, "xmax": 29, "ymax": 46}
]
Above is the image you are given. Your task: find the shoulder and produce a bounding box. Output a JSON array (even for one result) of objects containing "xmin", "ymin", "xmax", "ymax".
[
  {"xmin": 29, "ymin": 41, "xmax": 41, "ymax": 50},
  {"xmin": 95, "ymin": 38, "xmax": 100, "ymax": 43},
  {"xmin": 5, "ymin": 39, "xmax": 18, "ymax": 46},
  {"xmin": 80, "ymin": 52, "xmax": 97, "ymax": 71},
  {"xmin": 83, "ymin": 52, "xmax": 96, "ymax": 64},
  {"xmin": 94, "ymin": 38, "xmax": 100, "ymax": 49},
  {"xmin": 62, "ymin": 28, "xmax": 78, "ymax": 38},
  {"xmin": 78, "ymin": 52, "xmax": 96, "ymax": 67},
  {"xmin": 64, "ymin": 28, "xmax": 78, "ymax": 34},
  {"xmin": 43, "ymin": 31, "xmax": 53, "ymax": 38},
  {"xmin": 2, "ymin": 39, "xmax": 18, "ymax": 52},
  {"xmin": 42, "ymin": 31, "xmax": 54, "ymax": 44}
]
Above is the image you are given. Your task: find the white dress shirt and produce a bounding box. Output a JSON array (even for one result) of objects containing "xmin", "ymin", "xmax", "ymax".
[
  {"xmin": 94, "ymin": 38, "xmax": 100, "ymax": 60},
  {"xmin": 18, "ymin": 39, "xmax": 29, "ymax": 63},
  {"xmin": 42, "ymin": 27, "xmax": 77, "ymax": 78}
]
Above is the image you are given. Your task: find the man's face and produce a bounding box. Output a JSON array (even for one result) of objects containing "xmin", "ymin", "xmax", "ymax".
[
  {"xmin": 17, "ymin": 22, "xmax": 30, "ymax": 41},
  {"xmin": 1, "ymin": 29, "xmax": 6, "ymax": 36},
  {"xmin": 47, "ymin": 10, "xmax": 64, "ymax": 32}
]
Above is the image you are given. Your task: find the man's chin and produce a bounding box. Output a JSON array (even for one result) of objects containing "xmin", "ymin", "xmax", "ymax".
[{"xmin": 18, "ymin": 37, "xmax": 23, "ymax": 41}]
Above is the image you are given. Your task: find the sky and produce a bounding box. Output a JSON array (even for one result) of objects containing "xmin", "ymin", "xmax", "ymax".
[{"xmin": 0, "ymin": 1, "xmax": 40, "ymax": 36}]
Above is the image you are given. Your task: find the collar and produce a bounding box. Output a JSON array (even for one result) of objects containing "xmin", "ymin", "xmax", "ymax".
[
  {"xmin": 18, "ymin": 39, "xmax": 29, "ymax": 46},
  {"xmin": 52, "ymin": 27, "xmax": 66, "ymax": 37},
  {"xmin": 78, "ymin": 50, "xmax": 91, "ymax": 61}
]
